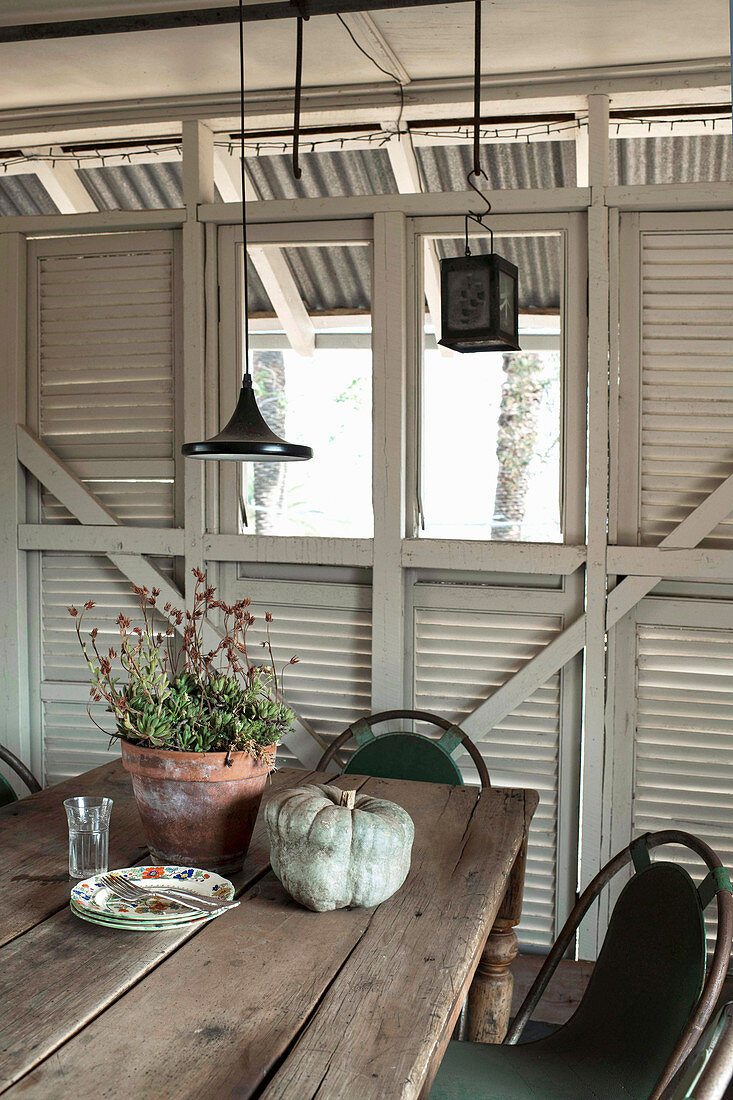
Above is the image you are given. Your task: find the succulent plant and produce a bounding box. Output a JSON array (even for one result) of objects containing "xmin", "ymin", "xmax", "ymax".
[{"xmin": 68, "ymin": 569, "xmax": 296, "ymax": 761}]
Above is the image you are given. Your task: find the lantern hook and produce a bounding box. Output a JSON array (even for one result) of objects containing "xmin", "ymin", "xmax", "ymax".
[{"xmin": 465, "ymin": 167, "xmax": 493, "ymax": 257}]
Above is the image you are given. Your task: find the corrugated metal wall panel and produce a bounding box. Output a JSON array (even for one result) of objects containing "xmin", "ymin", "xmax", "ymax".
[
  {"xmin": 639, "ymin": 230, "xmax": 733, "ymax": 547},
  {"xmin": 414, "ymin": 606, "xmax": 561, "ymax": 948}
]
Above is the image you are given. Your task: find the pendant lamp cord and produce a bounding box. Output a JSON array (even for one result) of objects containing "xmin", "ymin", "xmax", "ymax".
[
  {"xmin": 238, "ymin": 0, "xmax": 251, "ymax": 380},
  {"xmin": 465, "ymin": 0, "xmax": 491, "ymax": 257}
]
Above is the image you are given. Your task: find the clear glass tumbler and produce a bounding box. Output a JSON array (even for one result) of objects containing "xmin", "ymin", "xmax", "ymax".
[{"xmin": 63, "ymin": 796, "xmax": 113, "ymax": 879}]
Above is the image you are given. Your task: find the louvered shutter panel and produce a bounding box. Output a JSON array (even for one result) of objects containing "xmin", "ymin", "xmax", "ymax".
[
  {"xmin": 633, "ymin": 621, "xmax": 733, "ymax": 948},
  {"xmin": 640, "ymin": 229, "xmax": 733, "ymax": 547},
  {"xmin": 41, "ymin": 554, "xmax": 176, "ymax": 785},
  {"xmin": 31, "ymin": 233, "xmax": 179, "ymax": 783},
  {"xmin": 35, "ymin": 234, "xmax": 177, "ymax": 525},
  {"xmin": 414, "ymin": 607, "xmax": 562, "ymax": 948},
  {"xmin": 246, "ymin": 589, "xmax": 372, "ymax": 769}
]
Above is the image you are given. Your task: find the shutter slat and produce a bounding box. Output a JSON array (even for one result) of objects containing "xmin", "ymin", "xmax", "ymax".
[
  {"xmin": 639, "ymin": 228, "xmax": 733, "ymax": 546},
  {"xmin": 415, "ymin": 605, "xmax": 561, "ymax": 949},
  {"xmin": 634, "ymin": 623, "xmax": 733, "ymax": 951}
]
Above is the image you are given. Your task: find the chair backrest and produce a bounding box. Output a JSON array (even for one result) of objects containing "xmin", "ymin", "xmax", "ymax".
[
  {"xmin": 316, "ymin": 710, "xmax": 491, "ymax": 788},
  {"xmin": 0, "ymin": 744, "xmax": 42, "ymax": 807},
  {"xmin": 506, "ymin": 831, "xmax": 733, "ymax": 1100}
]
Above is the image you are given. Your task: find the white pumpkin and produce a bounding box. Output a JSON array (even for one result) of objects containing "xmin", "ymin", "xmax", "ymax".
[{"xmin": 265, "ymin": 783, "xmax": 414, "ymax": 912}]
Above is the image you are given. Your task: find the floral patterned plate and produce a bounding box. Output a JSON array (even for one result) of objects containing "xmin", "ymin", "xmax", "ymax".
[
  {"xmin": 71, "ymin": 865, "xmax": 235, "ymax": 922},
  {"xmin": 69, "ymin": 898, "xmax": 215, "ymax": 932}
]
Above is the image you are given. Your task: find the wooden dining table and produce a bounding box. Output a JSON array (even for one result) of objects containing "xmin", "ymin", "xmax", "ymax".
[{"xmin": 0, "ymin": 759, "xmax": 537, "ymax": 1099}]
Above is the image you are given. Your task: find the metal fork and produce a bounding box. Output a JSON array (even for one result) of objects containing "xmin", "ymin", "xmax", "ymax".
[{"xmin": 100, "ymin": 872, "xmax": 239, "ymax": 915}]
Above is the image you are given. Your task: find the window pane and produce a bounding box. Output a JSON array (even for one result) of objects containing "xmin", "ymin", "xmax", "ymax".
[
  {"xmin": 240, "ymin": 242, "xmax": 372, "ymax": 537},
  {"xmin": 420, "ymin": 233, "xmax": 563, "ymax": 543}
]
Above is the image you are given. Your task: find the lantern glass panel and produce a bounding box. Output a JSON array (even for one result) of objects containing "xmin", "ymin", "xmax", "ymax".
[{"xmin": 421, "ymin": 231, "xmax": 564, "ymax": 542}]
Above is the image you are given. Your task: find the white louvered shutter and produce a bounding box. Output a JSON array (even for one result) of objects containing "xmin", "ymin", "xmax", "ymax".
[
  {"xmin": 244, "ymin": 585, "xmax": 372, "ymax": 769},
  {"xmin": 30, "ymin": 233, "xmax": 179, "ymax": 783},
  {"xmin": 639, "ymin": 228, "xmax": 733, "ymax": 547},
  {"xmin": 414, "ymin": 605, "xmax": 563, "ymax": 949},
  {"xmin": 633, "ymin": 620, "xmax": 733, "ymax": 948}
]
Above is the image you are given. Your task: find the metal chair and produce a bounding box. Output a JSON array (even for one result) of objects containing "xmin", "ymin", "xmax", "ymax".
[
  {"xmin": 0, "ymin": 744, "xmax": 42, "ymax": 807},
  {"xmin": 661, "ymin": 1001, "xmax": 733, "ymax": 1100},
  {"xmin": 428, "ymin": 830, "xmax": 733, "ymax": 1100},
  {"xmin": 316, "ymin": 709, "xmax": 491, "ymax": 788}
]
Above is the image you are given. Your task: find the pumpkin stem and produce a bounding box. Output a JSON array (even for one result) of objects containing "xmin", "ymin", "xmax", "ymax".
[{"xmin": 339, "ymin": 789, "xmax": 356, "ymax": 810}]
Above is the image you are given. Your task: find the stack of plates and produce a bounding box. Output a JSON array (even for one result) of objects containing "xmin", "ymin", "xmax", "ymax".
[{"xmin": 70, "ymin": 865, "xmax": 235, "ymax": 931}]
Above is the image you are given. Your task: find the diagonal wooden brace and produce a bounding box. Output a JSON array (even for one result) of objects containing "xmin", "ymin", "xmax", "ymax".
[
  {"xmin": 16, "ymin": 425, "xmax": 326, "ymax": 766},
  {"xmin": 462, "ymin": 469, "xmax": 733, "ymax": 739}
]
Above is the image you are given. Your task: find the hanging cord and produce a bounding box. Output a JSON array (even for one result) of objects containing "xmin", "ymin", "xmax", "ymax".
[
  {"xmin": 465, "ymin": 0, "xmax": 491, "ymax": 256},
  {"xmin": 336, "ymin": 13, "xmax": 405, "ymax": 131},
  {"xmin": 292, "ymin": 4, "xmax": 309, "ymax": 179},
  {"xmin": 472, "ymin": 0, "xmax": 481, "ymax": 176},
  {"xmin": 238, "ymin": 0, "xmax": 250, "ymax": 379}
]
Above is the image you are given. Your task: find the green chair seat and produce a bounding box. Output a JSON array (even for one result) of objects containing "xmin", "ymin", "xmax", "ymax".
[
  {"xmin": 430, "ymin": 861, "xmax": 707, "ymax": 1100},
  {"xmin": 0, "ymin": 773, "xmax": 17, "ymax": 808}
]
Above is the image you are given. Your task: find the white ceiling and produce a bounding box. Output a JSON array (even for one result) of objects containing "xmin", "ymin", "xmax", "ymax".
[{"xmin": 0, "ymin": 0, "xmax": 727, "ymax": 112}]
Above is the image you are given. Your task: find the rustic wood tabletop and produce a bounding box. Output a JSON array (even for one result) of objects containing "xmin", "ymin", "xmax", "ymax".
[{"xmin": 0, "ymin": 760, "xmax": 537, "ymax": 1099}]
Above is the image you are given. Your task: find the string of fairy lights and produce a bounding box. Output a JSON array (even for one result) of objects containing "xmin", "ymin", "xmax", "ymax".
[{"xmin": 0, "ymin": 112, "xmax": 731, "ymax": 172}]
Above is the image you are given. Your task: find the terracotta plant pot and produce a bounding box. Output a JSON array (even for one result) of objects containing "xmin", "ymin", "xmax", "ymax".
[{"xmin": 121, "ymin": 740, "xmax": 275, "ymax": 873}]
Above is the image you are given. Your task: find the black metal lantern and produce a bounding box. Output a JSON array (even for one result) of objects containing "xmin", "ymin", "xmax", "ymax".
[
  {"xmin": 439, "ymin": 0, "xmax": 521, "ymax": 355},
  {"xmin": 439, "ymin": 250, "xmax": 519, "ymax": 353}
]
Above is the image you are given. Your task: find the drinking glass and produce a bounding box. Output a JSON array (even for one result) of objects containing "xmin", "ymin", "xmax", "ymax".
[{"xmin": 64, "ymin": 796, "xmax": 113, "ymax": 879}]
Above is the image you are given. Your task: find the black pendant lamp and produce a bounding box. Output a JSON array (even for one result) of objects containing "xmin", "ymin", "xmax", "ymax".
[
  {"xmin": 182, "ymin": 0, "xmax": 313, "ymax": 463},
  {"xmin": 438, "ymin": 0, "xmax": 521, "ymax": 355}
]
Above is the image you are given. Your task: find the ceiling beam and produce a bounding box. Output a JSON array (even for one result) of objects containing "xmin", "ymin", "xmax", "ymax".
[
  {"xmin": 386, "ymin": 131, "xmax": 448, "ymax": 350},
  {"xmin": 338, "ymin": 12, "xmax": 411, "ymax": 86},
  {"xmin": 214, "ymin": 147, "xmax": 315, "ymax": 357},
  {"xmin": 0, "ymin": 0, "xmax": 469, "ymax": 43},
  {"xmin": 22, "ymin": 146, "xmax": 96, "ymax": 213},
  {"xmin": 0, "ymin": 58, "xmax": 726, "ymax": 143}
]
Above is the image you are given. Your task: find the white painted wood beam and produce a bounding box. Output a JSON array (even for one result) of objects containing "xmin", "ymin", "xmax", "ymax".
[
  {"xmin": 461, "ymin": 465, "xmax": 733, "ymax": 741},
  {"xmin": 214, "ymin": 148, "xmax": 315, "ymax": 358},
  {"xmin": 16, "ymin": 426, "xmax": 327, "ymax": 765},
  {"xmin": 18, "ymin": 524, "xmax": 184, "ymax": 556},
  {"xmin": 386, "ymin": 132, "xmax": 448, "ymax": 350},
  {"xmin": 578, "ymin": 92, "xmax": 611, "ymax": 956},
  {"xmin": 607, "ymin": 546, "xmax": 733, "ymax": 580},
  {"xmin": 0, "ymin": 236, "xmax": 31, "ymax": 776},
  {"xmin": 23, "ymin": 146, "xmax": 96, "ymax": 213},
  {"xmin": 371, "ymin": 211, "xmax": 407, "ymax": 711},
  {"xmin": 338, "ymin": 12, "xmax": 411, "ymax": 86}
]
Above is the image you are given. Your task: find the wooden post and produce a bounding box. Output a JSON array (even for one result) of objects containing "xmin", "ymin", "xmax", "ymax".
[
  {"xmin": 181, "ymin": 121, "xmax": 215, "ymax": 605},
  {"xmin": 464, "ymin": 836, "xmax": 527, "ymax": 1043},
  {"xmin": 371, "ymin": 211, "xmax": 408, "ymax": 711},
  {"xmin": 0, "ymin": 234, "xmax": 32, "ymax": 777}
]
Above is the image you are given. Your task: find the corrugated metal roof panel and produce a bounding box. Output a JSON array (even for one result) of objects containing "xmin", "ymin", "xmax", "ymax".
[
  {"xmin": 611, "ymin": 134, "xmax": 733, "ymax": 185},
  {"xmin": 416, "ymin": 140, "xmax": 576, "ymax": 191},
  {"xmin": 246, "ymin": 147, "xmax": 396, "ymax": 200},
  {"xmin": 9, "ymin": 134, "xmax": 731, "ymax": 319},
  {"xmin": 0, "ymin": 173, "xmax": 57, "ymax": 215},
  {"xmin": 78, "ymin": 163, "xmax": 184, "ymax": 210}
]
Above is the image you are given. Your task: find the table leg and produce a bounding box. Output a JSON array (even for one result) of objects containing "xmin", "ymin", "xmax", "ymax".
[{"xmin": 464, "ymin": 835, "xmax": 528, "ymax": 1044}]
